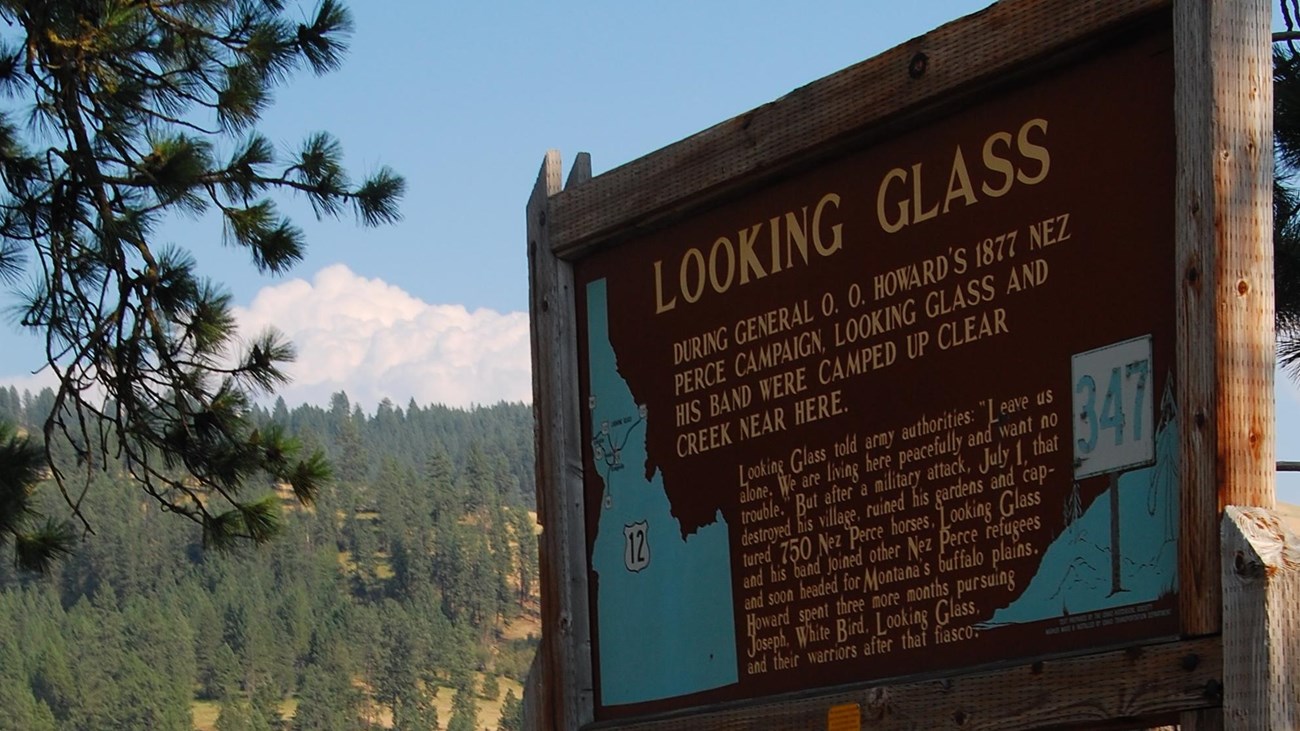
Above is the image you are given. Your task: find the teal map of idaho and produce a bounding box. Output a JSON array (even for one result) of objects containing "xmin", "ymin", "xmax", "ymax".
[{"xmin": 586, "ymin": 279, "xmax": 738, "ymax": 705}]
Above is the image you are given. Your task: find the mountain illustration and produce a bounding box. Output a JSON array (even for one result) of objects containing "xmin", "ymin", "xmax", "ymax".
[{"xmin": 983, "ymin": 382, "xmax": 1178, "ymax": 626}]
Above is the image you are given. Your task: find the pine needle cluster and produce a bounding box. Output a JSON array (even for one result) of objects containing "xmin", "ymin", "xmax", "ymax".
[
  {"xmin": 0, "ymin": 423, "xmax": 73, "ymax": 571},
  {"xmin": 0, "ymin": 0, "xmax": 404, "ymax": 559},
  {"xmin": 1277, "ymin": 23, "xmax": 1300, "ymax": 371}
]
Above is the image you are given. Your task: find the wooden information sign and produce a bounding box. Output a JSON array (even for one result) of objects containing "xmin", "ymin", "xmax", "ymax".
[
  {"xmin": 577, "ymin": 27, "xmax": 1176, "ymax": 719},
  {"xmin": 528, "ymin": 0, "xmax": 1278, "ymax": 728}
]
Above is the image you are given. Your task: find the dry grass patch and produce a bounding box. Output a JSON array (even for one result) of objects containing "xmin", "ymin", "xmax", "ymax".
[
  {"xmin": 191, "ymin": 699, "xmax": 297, "ymax": 731},
  {"xmin": 426, "ymin": 674, "xmax": 525, "ymax": 730},
  {"xmin": 192, "ymin": 700, "xmax": 219, "ymax": 731}
]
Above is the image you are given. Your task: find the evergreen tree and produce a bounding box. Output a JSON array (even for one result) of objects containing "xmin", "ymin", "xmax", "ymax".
[
  {"xmin": 121, "ymin": 596, "xmax": 197, "ymax": 725},
  {"xmin": 0, "ymin": 679, "xmax": 57, "ymax": 731},
  {"xmin": 511, "ymin": 509, "xmax": 538, "ymax": 603},
  {"xmin": 393, "ymin": 685, "xmax": 438, "ymax": 731},
  {"xmin": 489, "ymin": 502, "xmax": 517, "ymax": 620},
  {"xmin": 497, "ymin": 689, "xmax": 523, "ymax": 731},
  {"xmin": 425, "ymin": 447, "xmax": 458, "ymax": 523},
  {"xmin": 344, "ymin": 503, "xmax": 382, "ymax": 598},
  {"xmin": 0, "ymin": 0, "xmax": 402, "ymax": 550},
  {"xmin": 433, "ymin": 518, "xmax": 497, "ymax": 628},
  {"xmin": 251, "ymin": 679, "xmax": 285, "ymax": 731},
  {"xmin": 446, "ymin": 687, "xmax": 479, "ymax": 731},
  {"xmin": 0, "ymin": 389, "xmax": 20, "ymax": 428},
  {"xmin": 293, "ymin": 664, "xmax": 361, "ymax": 730},
  {"xmin": 272, "ymin": 397, "xmax": 292, "ymax": 425},
  {"xmin": 331, "ymin": 393, "xmax": 369, "ymax": 485},
  {"xmin": 216, "ymin": 696, "xmax": 270, "ymax": 731},
  {"xmin": 0, "ymin": 627, "xmax": 57, "ymax": 731},
  {"xmin": 463, "ymin": 443, "xmax": 493, "ymax": 513},
  {"xmin": 211, "ymin": 643, "xmax": 243, "ymax": 704},
  {"xmin": 108, "ymin": 654, "xmax": 195, "ymax": 730},
  {"xmin": 370, "ymin": 599, "xmax": 418, "ymax": 722}
]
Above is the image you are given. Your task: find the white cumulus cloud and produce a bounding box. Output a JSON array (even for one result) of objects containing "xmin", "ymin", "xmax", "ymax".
[{"xmin": 234, "ymin": 264, "xmax": 532, "ymax": 410}]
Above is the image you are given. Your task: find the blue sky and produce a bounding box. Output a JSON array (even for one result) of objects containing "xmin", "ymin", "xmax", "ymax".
[
  {"xmin": 0, "ymin": 2, "xmax": 999, "ymax": 403},
  {"xmin": 0, "ymin": 2, "xmax": 1297, "ymax": 501}
]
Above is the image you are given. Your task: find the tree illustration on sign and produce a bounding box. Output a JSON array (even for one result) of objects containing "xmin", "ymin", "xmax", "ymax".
[{"xmin": 1071, "ymin": 336, "xmax": 1156, "ymax": 597}]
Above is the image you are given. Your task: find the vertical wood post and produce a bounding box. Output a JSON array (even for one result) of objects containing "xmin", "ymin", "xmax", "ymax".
[
  {"xmin": 522, "ymin": 651, "xmax": 545, "ymax": 730},
  {"xmin": 1221, "ymin": 507, "xmax": 1300, "ymax": 728},
  {"xmin": 528, "ymin": 150, "xmax": 595, "ymax": 730},
  {"xmin": 1173, "ymin": 0, "xmax": 1274, "ymax": 632},
  {"xmin": 1174, "ymin": 0, "xmax": 1273, "ymax": 727}
]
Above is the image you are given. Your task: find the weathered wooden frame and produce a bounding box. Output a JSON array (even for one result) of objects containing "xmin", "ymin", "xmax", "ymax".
[{"xmin": 526, "ymin": 0, "xmax": 1279, "ymax": 728}]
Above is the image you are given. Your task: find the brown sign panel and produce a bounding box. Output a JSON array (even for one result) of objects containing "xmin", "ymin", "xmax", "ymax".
[{"xmin": 574, "ymin": 24, "xmax": 1177, "ymax": 721}]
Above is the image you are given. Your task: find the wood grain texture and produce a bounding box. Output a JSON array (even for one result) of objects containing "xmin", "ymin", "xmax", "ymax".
[
  {"xmin": 1172, "ymin": 0, "xmax": 1218, "ymax": 643},
  {"xmin": 547, "ymin": 0, "xmax": 1167, "ymax": 259},
  {"xmin": 1221, "ymin": 506, "xmax": 1300, "ymax": 729},
  {"xmin": 523, "ymin": 651, "xmax": 545, "ymax": 731},
  {"xmin": 567, "ymin": 152, "xmax": 593, "ymax": 191},
  {"xmin": 1178, "ymin": 710, "xmax": 1226, "ymax": 731},
  {"xmin": 1173, "ymin": 0, "xmax": 1275, "ymax": 643},
  {"xmin": 585, "ymin": 638, "xmax": 1221, "ymax": 731},
  {"xmin": 528, "ymin": 150, "xmax": 595, "ymax": 729}
]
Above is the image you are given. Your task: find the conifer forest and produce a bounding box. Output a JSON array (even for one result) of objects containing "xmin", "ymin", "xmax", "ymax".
[{"xmin": 0, "ymin": 389, "xmax": 536, "ymax": 731}]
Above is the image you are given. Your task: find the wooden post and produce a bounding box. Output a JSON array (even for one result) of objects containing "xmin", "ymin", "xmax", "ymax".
[
  {"xmin": 528, "ymin": 150, "xmax": 595, "ymax": 730},
  {"xmin": 1174, "ymin": 0, "xmax": 1273, "ymax": 726},
  {"xmin": 1173, "ymin": 0, "xmax": 1274, "ymax": 629},
  {"xmin": 1221, "ymin": 507, "xmax": 1300, "ymax": 728},
  {"xmin": 522, "ymin": 651, "xmax": 545, "ymax": 731}
]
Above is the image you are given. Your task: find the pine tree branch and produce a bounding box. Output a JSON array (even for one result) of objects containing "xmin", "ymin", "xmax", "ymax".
[{"xmin": 0, "ymin": 0, "xmax": 392, "ymax": 555}]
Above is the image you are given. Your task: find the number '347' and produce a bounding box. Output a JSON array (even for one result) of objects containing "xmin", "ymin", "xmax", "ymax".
[{"xmin": 1075, "ymin": 359, "xmax": 1148, "ymax": 454}]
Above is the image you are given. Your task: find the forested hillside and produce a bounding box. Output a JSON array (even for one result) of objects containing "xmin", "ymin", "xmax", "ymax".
[{"xmin": 0, "ymin": 389, "xmax": 537, "ymax": 731}]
